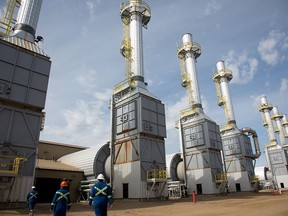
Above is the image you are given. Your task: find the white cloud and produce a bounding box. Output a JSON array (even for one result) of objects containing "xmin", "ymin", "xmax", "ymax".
[
  {"xmin": 203, "ymin": 0, "xmax": 222, "ymax": 16},
  {"xmin": 283, "ymin": 37, "xmax": 288, "ymax": 49},
  {"xmin": 42, "ymin": 99, "xmax": 110, "ymax": 146},
  {"xmin": 280, "ymin": 78, "xmax": 288, "ymax": 94},
  {"xmin": 86, "ymin": 0, "xmax": 101, "ymax": 22},
  {"xmin": 257, "ymin": 30, "xmax": 287, "ymax": 65},
  {"xmin": 165, "ymin": 95, "xmax": 189, "ymax": 130},
  {"xmin": 223, "ymin": 50, "xmax": 258, "ymax": 84}
]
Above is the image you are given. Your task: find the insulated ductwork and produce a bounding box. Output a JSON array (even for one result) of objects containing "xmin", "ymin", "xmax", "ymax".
[
  {"xmin": 241, "ymin": 127, "xmax": 261, "ymax": 158},
  {"xmin": 58, "ymin": 143, "xmax": 111, "ymax": 181},
  {"xmin": 13, "ymin": 0, "xmax": 43, "ymax": 42}
]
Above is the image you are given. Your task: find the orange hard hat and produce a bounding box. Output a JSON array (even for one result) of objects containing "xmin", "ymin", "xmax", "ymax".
[{"xmin": 60, "ymin": 181, "xmax": 68, "ymax": 187}]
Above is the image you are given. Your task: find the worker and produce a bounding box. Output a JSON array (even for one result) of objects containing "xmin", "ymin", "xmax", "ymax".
[
  {"xmin": 50, "ymin": 181, "xmax": 71, "ymax": 216},
  {"xmin": 88, "ymin": 174, "xmax": 113, "ymax": 216},
  {"xmin": 26, "ymin": 186, "xmax": 38, "ymax": 216}
]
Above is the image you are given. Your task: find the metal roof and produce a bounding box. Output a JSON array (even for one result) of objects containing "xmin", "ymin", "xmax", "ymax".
[
  {"xmin": 1, "ymin": 36, "xmax": 49, "ymax": 57},
  {"xmin": 36, "ymin": 159, "xmax": 83, "ymax": 172}
]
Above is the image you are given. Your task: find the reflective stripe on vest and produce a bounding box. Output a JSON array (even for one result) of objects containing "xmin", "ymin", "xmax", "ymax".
[
  {"xmin": 95, "ymin": 186, "xmax": 107, "ymax": 196},
  {"xmin": 29, "ymin": 192, "xmax": 38, "ymax": 200},
  {"xmin": 56, "ymin": 191, "xmax": 70, "ymax": 202}
]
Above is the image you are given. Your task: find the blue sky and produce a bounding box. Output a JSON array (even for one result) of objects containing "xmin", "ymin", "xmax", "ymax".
[{"xmin": 30, "ymin": 0, "xmax": 288, "ymax": 167}]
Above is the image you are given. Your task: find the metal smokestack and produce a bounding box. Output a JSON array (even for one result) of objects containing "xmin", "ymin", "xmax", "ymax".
[
  {"xmin": 259, "ymin": 96, "xmax": 277, "ymax": 146},
  {"xmin": 120, "ymin": 0, "xmax": 151, "ymax": 88},
  {"xmin": 283, "ymin": 114, "xmax": 288, "ymax": 138},
  {"xmin": 13, "ymin": 0, "xmax": 43, "ymax": 42},
  {"xmin": 177, "ymin": 33, "xmax": 203, "ymax": 113},
  {"xmin": 213, "ymin": 60, "xmax": 236, "ymax": 126},
  {"xmin": 272, "ymin": 106, "xmax": 287, "ymax": 146}
]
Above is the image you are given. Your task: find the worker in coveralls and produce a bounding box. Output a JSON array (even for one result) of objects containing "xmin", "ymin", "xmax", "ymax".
[
  {"xmin": 26, "ymin": 186, "xmax": 38, "ymax": 216},
  {"xmin": 50, "ymin": 181, "xmax": 71, "ymax": 216},
  {"xmin": 89, "ymin": 174, "xmax": 113, "ymax": 216}
]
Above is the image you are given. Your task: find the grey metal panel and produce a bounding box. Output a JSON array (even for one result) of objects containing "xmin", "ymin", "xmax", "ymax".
[
  {"xmin": 17, "ymin": 50, "xmax": 34, "ymax": 69},
  {"xmin": 116, "ymin": 100, "xmax": 137, "ymax": 134},
  {"xmin": 207, "ymin": 121, "xmax": 222, "ymax": 149},
  {"xmin": 0, "ymin": 42, "xmax": 18, "ymax": 63},
  {"xmin": 14, "ymin": 67, "xmax": 30, "ymax": 86},
  {"xmin": 223, "ymin": 136, "xmax": 241, "ymax": 156},
  {"xmin": 139, "ymin": 96, "xmax": 166, "ymax": 138},
  {"xmin": 270, "ymin": 152, "xmax": 284, "ymax": 165},
  {"xmin": 0, "ymin": 105, "xmax": 42, "ymax": 147},
  {"xmin": 184, "ymin": 124, "xmax": 205, "ymax": 149},
  {"xmin": 0, "ymin": 38, "xmax": 51, "ymax": 109},
  {"xmin": 139, "ymin": 137, "xmax": 166, "ymax": 181}
]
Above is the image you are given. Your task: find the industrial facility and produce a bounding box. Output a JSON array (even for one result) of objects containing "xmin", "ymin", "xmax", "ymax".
[
  {"xmin": 167, "ymin": 33, "xmax": 225, "ymax": 195},
  {"xmin": 258, "ymin": 96, "xmax": 288, "ymax": 190},
  {"xmin": 0, "ymin": 0, "xmax": 287, "ymax": 209},
  {"xmin": 213, "ymin": 61, "xmax": 261, "ymax": 192}
]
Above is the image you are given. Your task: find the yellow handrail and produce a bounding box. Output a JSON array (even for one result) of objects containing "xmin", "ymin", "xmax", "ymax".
[
  {"xmin": 147, "ymin": 168, "xmax": 167, "ymax": 181},
  {"xmin": 0, "ymin": 154, "xmax": 27, "ymax": 174},
  {"xmin": 0, "ymin": 0, "xmax": 20, "ymax": 36}
]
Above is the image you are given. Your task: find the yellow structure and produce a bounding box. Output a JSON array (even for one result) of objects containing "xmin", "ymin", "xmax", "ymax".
[{"xmin": 0, "ymin": 0, "xmax": 21, "ymax": 36}]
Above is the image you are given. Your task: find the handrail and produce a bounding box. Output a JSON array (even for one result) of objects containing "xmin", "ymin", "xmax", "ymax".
[{"xmin": 0, "ymin": 154, "xmax": 27, "ymax": 174}]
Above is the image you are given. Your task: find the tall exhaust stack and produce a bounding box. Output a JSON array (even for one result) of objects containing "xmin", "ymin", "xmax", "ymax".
[
  {"xmin": 120, "ymin": 0, "xmax": 151, "ymax": 89},
  {"xmin": 177, "ymin": 33, "xmax": 203, "ymax": 113},
  {"xmin": 175, "ymin": 33, "xmax": 225, "ymax": 195},
  {"xmin": 259, "ymin": 96, "xmax": 277, "ymax": 147},
  {"xmin": 214, "ymin": 60, "xmax": 236, "ymax": 127},
  {"xmin": 111, "ymin": 0, "xmax": 167, "ymax": 199},
  {"xmin": 13, "ymin": 0, "xmax": 43, "ymax": 42},
  {"xmin": 283, "ymin": 114, "xmax": 288, "ymax": 139},
  {"xmin": 271, "ymin": 106, "xmax": 287, "ymax": 146}
]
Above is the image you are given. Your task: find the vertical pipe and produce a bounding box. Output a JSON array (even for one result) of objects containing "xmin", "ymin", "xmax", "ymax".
[
  {"xmin": 272, "ymin": 107, "xmax": 287, "ymax": 146},
  {"xmin": 260, "ymin": 96, "xmax": 277, "ymax": 144},
  {"xmin": 283, "ymin": 114, "xmax": 288, "ymax": 138},
  {"xmin": 182, "ymin": 33, "xmax": 202, "ymax": 109},
  {"xmin": 13, "ymin": 0, "xmax": 43, "ymax": 42},
  {"xmin": 216, "ymin": 61, "xmax": 236, "ymax": 125},
  {"xmin": 130, "ymin": 12, "xmax": 144, "ymax": 79}
]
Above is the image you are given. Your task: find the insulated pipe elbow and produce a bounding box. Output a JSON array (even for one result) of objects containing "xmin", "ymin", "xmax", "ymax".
[{"xmin": 241, "ymin": 127, "xmax": 261, "ymax": 158}]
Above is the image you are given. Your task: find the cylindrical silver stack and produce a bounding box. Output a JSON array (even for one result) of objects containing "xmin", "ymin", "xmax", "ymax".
[
  {"xmin": 272, "ymin": 106, "xmax": 286, "ymax": 146},
  {"xmin": 260, "ymin": 96, "xmax": 277, "ymax": 144},
  {"xmin": 216, "ymin": 61, "xmax": 236, "ymax": 125},
  {"xmin": 13, "ymin": 0, "xmax": 43, "ymax": 42},
  {"xmin": 182, "ymin": 33, "xmax": 202, "ymax": 108}
]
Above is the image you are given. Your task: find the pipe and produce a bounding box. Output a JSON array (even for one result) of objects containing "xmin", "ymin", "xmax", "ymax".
[
  {"xmin": 13, "ymin": 0, "xmax": 43, "ymax": 42},
  {"xmin": 272, "ymin": 106, "xmax": 287, "ymax": 146},
  {"xmin": 177, "ymin": 33, "xmax": 203, "ymax": 113},
  {"xmin": 283, "ymin": 114, "xmax": 288, "ymax": 138},
  {"xmin": 214, "ymin": 60, "xmax": 236, "ymax": 126},
  {"xmin": 241, "ymin": 127, "xmax": 261, "ymax": 158},
  {"xmin": 120, "ymin": 0, "xmax": 151, "ymax": 88},
  {"xmin": 259, "ymin": 96, "xmax": 277, "ymax": 145}
]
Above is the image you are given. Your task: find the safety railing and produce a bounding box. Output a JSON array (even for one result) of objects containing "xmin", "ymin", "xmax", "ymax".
[
  {"xmin": 147, "ymin": 168, "xmax": 167, "ymax": 181},
  {"xmin": 0, "ymin": 154, "xmax": 27, "ymax": 175}
]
